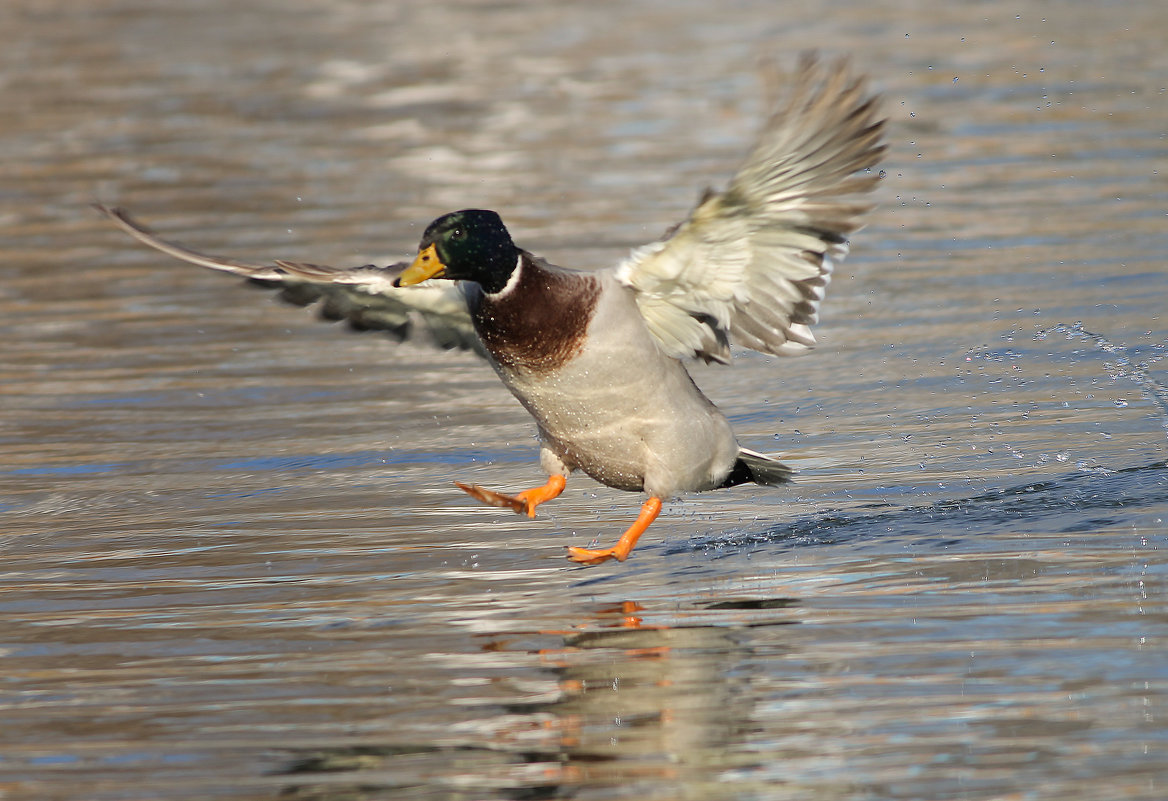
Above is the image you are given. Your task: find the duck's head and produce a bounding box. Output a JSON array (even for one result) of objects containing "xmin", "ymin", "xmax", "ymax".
[{"xmin": 395, "ymin": 209, "xmax": 518, "ymax": 294}]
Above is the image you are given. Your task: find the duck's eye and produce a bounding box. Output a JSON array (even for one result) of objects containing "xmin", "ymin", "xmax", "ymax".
[{"xmin": 451, "ymin": 228, "xmax": 465, "ymax": 240}]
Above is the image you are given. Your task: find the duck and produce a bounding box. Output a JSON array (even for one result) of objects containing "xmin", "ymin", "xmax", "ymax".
[{"xmin": 97, "ymin": 54, "xmax": 885, "ymax": 565}]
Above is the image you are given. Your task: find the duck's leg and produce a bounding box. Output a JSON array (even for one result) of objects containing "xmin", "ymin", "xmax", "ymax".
[
  {"xmin": 455, "ymin": 474, "xmax": 566, "ymax": 518},
  {"xmin": 567, "ymin": 497, "xmax": 662, "ymax": 565}
]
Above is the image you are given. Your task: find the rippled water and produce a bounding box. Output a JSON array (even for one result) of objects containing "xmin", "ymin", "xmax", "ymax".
[{"xmin": 3, "ymin": 1, "xmax": 1167, "ymax": 799}]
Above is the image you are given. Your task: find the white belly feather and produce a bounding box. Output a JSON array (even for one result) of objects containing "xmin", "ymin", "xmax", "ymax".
[{"xmin": 490, "ymin": 274, "xmax": 740, "ymax": 497}]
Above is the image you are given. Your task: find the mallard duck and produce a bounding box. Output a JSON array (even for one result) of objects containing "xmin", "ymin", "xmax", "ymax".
[{"xmin": 98, "ymin": 54, "xmax": 885, "ymax": 565}]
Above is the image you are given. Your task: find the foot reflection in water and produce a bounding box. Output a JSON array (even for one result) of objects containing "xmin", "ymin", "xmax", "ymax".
[{"xmin": 276, "ymin": 597, "xmax": 798, "ymax": 799}]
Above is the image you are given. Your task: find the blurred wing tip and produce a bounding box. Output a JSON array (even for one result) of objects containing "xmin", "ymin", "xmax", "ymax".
[{"xmin": 96, "ymin": 203, "xmax": 481, "ymax": 355}]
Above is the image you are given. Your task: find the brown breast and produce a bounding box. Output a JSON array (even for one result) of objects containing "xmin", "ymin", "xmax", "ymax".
[{"xmin": 469, "ymin": 253, "xmax": 601, "ymax": 375}]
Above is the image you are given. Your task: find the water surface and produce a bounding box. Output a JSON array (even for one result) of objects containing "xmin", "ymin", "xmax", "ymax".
[{"xmin": 2, "ymin": 1, "xmax": 1167, "ymax": 799}]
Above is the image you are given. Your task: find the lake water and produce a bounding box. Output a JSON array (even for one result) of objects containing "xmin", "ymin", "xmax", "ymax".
[{"xmin": 3, "ymin": 1, "xmax": 1167, "ymax": 799}]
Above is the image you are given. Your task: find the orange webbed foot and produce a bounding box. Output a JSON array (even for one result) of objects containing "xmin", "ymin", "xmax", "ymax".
[
  {"xmin": 455, "ymin": 481, "xmax": 528, "ymax": 514},
  {"xmin": 566, "ymin": 544, "xmax": 627, "ymax": 565},
  {"xmin": 455, "ymin": 474, "xmax": 566, "ymax": 518},
  {"xmin": 567, "ymin": 497, "xmax": 662, "ymax": 566}
]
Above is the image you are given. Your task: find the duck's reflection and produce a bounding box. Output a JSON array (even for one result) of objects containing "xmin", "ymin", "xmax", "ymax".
[
  {"xmin": 277, "ymin": 596, "xmax": 796, "ymax": 799},
  {"xmin": 530, "ymin": 601, "xmax": 756, "ymax": 785}
]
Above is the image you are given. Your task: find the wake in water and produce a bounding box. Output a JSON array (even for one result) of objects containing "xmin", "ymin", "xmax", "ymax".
[
  {"xmin": 686, "ymin": 323, "xmax": 1168, "ymax": 557},
  {"xmin": 687, "ymin": 458, "xmax": 1168, "ymax": 557}
]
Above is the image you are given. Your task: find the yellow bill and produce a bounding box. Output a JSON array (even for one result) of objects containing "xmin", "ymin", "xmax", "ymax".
[{"xmin": 396, "ymin": 244, "xmax": 446, "ymax": 286}]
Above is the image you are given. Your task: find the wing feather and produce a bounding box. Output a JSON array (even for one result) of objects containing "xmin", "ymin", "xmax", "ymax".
[
  {"xmin": 615, "ymin": 54, "xmax": 885, "ymax": 363},
  {"xmin": 95, "ymin": 205, "xmax": 479, "ymax": 352}
]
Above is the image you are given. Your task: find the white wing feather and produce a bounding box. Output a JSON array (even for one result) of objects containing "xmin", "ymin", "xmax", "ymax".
[{"xmin": 615, "ymin": 54, "xmax": 885, "ymax": 363}]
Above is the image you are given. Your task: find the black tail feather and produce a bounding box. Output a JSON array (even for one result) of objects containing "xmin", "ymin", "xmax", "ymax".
[{"xmin": 720, "ymin": 448, "xmax": 795, "ymax": 488}]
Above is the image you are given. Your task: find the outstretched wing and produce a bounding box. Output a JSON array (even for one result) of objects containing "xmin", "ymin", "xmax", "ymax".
[
  {"xmin": 615, "ymin": 54, "xmax": 886, "ymax": 363},
  {"xmin": 96, "ymin": 205, "xmax": 479, "ymax": 352}
]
